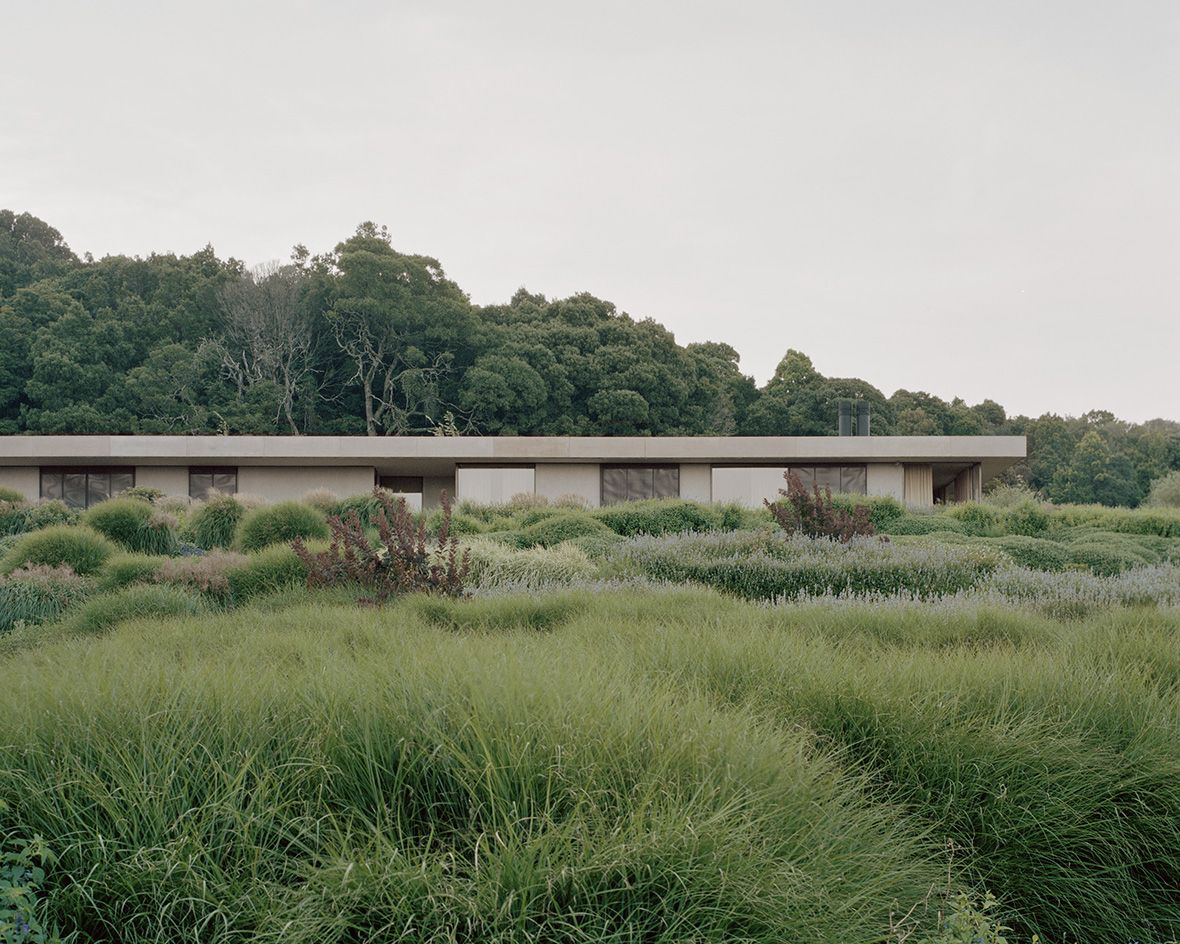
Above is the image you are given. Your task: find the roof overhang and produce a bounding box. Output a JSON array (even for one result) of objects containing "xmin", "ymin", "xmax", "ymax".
[{"xmin": 0, "ymin": 435, "xmax": 1026, "ymax": 482}]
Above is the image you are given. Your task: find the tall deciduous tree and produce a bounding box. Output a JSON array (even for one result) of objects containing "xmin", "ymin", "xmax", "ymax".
[{"xmin": 206, "ymin": 262, "xmax": 313, "ymax": 433}]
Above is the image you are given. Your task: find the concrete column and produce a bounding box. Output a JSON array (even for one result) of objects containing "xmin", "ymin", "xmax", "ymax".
[{"xmin": 679, "ymin": 464, "xmax": 712, "ymax": 503}]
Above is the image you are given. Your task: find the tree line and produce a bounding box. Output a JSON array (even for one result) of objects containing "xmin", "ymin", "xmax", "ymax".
[{"xmin": 2, "ymin": 210, "xmax": 1177, "ymax": 506}]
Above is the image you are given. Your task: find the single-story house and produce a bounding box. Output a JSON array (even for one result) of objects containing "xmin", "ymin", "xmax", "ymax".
[{"xmin": 0, "ymin": 435, "xmax": 1027, "ymax": 511}]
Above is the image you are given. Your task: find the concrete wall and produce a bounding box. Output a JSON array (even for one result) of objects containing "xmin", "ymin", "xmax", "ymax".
[
  {"xmin": 134, "ymin": 466, "xmax": 190, "ymax": 498},
  {"xmin": 0, "ymin": 467, "xmax": 38, "ymax": 501},
  {"xmin": 455, "ymin": 467, "xmax": 536, "ymax": 505},
  {"xmin": 679, "ymin": 464, "xmax": 712, "ymax": 503},
  {"xmin": 711, "ymin": 467, "xmax": 789, "ymax": 507},
  {"xmin": 866, "ymin": 463, "xmax": 905, "ymax": 501},
  {"xmin": 535, "ymin": 464, "xmax": 601, "ymax": 507},
  {"xmin": 237, "ymin": 466, "xmax": 376, "ymax": 503},
  {"xmin": 422, "ymin": 475, "xmax": 456, "ymax": 510}
]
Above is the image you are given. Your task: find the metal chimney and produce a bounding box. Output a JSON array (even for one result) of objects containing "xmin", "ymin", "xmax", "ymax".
[
  {"xmin": 855, "ymin": 401, "xmax": 871, "ymax": 436},
  {"xmin": 838, "ymin": 400, "xmax": 852, "ymax": 436}
]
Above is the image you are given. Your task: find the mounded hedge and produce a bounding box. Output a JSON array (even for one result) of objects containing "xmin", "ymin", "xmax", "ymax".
[
  {"xmin": 513, "ymin": 513, "xmax": 614, "ymax": 548},
  {"xmin": 593, "ymin": 500, "xmax": 724, "ymax": 537},
  {"xmin": 1, "ymin": 525, "xmax": 115, "ymax": 576},
  {"xmin": 234, "ymin": 502, "xmax": 329, "ymax": 552},
  {"xmin": 225, "ymin": 544, "xmax": 310, "ymax": 602}
]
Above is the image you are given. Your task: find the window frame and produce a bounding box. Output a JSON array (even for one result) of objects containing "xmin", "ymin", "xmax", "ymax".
[
  {"xmin": 39, "ymin": 466, "xmax": 136, "ymax": 510},
  {"xmin": 188, "ymin": 466, "xmax": 239, "ymax": 500}
]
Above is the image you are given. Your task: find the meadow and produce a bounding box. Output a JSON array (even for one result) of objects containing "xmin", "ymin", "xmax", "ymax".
[{"xmin": 1, "ymin": 483, "xmax": 1179, "ymax": 942}]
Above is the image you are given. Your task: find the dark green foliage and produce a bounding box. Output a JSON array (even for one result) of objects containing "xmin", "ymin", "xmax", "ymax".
[
  {"xmin": 990, "ymin": 535, "xmax": 1074, "ymax": 572},
  {"xmin": 83, "ymin": 497, "xmax": 179, "ymax": 555},
  {"xmin": 424, "ymin": 509, "xmax": 484, "ymax": 537},
  {"xmin": 234, "ymin": 502, "xmax": 328, "ymax": 552},
  {"xmin": 882, "ymin": 514, "xmax": 969, "ymax": 536},
  {"xmin": 225, "ymin": 545, "xmax": 309, "ymax": 602},
  {"xmin": 55, "ymin": 585, "xmax": 206, "ymax": 637},
  {"xmin": 0, "ymin": 564, "xmax": 91, "ymax": 632},
  {"xmin": 1002, "ymin": 501, "xmax": 1051, "ymax": 536},
  {"xmin": 593, "ymin": 499, "xmax": 722, "ymax": 537},
  {"xmin": 98, "ymin": 553, "xmax": 166, "ymax": 591},
  {"xmin": 513, "ymin": 513, "xmax": 613, "ymax": 548},
  {"xmin": 1, "ymin": 525, "xmax": 114, "ymax": 575},
  {"xmin": 945, "ymin": 502, "xmax": 1005, "ymax": 536},
  {"xmin": 830, "ymin": 493, "xmax": 905, "ymax": 529},
  {"xmin": 183, "ymin": 495, "xmax": 245, "ymax": 550}
]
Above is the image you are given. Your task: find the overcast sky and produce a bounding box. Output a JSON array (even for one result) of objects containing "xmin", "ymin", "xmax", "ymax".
[{"xmin": 3, "ymin": 1, "xmax": 1177, "ymax": 422}]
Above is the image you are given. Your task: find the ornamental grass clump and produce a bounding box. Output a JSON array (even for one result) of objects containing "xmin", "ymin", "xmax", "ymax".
[
  {"xmin": 234, "ymin": 501, "xmax": 328, "ymax": 552},
  {"xmin": 294, "ymin": 489, "xmax": 470, "ymax": 603},
  {"xmin": 0, "ymin": 564, "xmax": 90, "ymax": 633},
  {"xmin": 155, "ymin": 551, "xmax": 248, "ymax": 601},
  {"xmin": 183, "ymin": 494, "xmax": 245, "ymax": 550},
  {"xmin": 0, "ymin": 525, "xmax": 114, "ymax": 576},
  {"xmin": 83, "ymin": 498, "xmax": 180, "ymax": 556},
  {"xmin": 766, "ymin": 471, "xmax": 875, "ymax": 542}
]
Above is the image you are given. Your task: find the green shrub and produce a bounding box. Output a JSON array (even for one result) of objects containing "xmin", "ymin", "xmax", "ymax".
[
  {"xmin": 990, "ymin": 535, "xmax": 1073, "ymax": 572},
  {"xmin": 945, "ymin": 502, "xmax": 1004, "ymax": 536},
  {"xmin": 24, "ymin": 499, "xmax": 78, "ymax": 530},
  {"xmin": 1146, "ymin": 470, "xmax": 1180, "ymax": 509},
  {"xmin": 225, "ymin": 544, "xmax": 310, "ymax": 602},
  {"xmin": 0, "ymin": 486, "xmax": 26, "ymax": 502},
  {"xmin": 513, "ymin": 512, "xmax": 613, "ymax": 548},
  {"xmin": 981, "ymin": 482, "xmax": 1042, "ymax": 509},
  {"xmin": 98, "ymin": 553, "xmax": 167, "ymax": 591},
  {"xmin": 55, "ymin": 584, "xmax": 207, "ymax": 637},
  {"xmin": 1002, "ymin": 501, "xmax": 1051, "ymax": 536},
  {"xmin": 562, "ymin": 531, "xmax": 626, "ymax": 559},
  {"xmin": 1048, "ymin": 503, "xmax": 1180, "ymax": 538},
  {"xmin": 429, "ymin": 510, "xmax": 485, "ymax": 537},
  {"xmin": 184, "ymin": 494, "xmax": 245, "ymax": 550},
  {"xmin": 516, "ymin": 507, "xmax": 564, "ymax": 528},
  {"xmin": 234, "ymin": 502, "xmax": 328, "ymax": 552},
  {"xmin": 593, "ymin": 499, "xmax": 722, "ymax": 537},
  {"xmin": 882, "ymin": 513, "xmax": 968, "ymax": 536},
  {"xmin": 830, "ymin": 493, "xmax": 906, "ymax": 529},
  {"xmin": 0, "ymin": 564, "xmax": 91, "ymax": 632},
  {"xmin": 1, "ymin": 525, "xmax": 115, "ymax": 576},
  {"xmin": 83, "ymin": 497, "xmax": 180, "ymax": 555}
]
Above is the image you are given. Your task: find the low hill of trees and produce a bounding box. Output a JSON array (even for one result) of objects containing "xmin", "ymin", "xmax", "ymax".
[{"xmin": 2, "ymin": 210, "xmax": 1177, "ymax": 506}]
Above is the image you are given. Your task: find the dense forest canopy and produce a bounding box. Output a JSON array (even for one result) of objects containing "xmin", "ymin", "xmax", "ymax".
[{"xmin": 2, "ymin": 210, "xmax": 1178, "ymax": 506}]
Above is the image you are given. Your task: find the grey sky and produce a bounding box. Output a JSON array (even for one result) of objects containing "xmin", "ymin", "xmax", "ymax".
[{"xmin": 4, "ymin": 1, "xmax": 1177, "ymax": 422}]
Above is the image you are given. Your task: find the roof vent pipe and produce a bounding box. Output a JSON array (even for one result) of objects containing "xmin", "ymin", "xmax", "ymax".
[
  {"xmin": 838, "ymin": 400, "xmax": 852, "ymax": 436},
  {"xmin": 856, "ymin": 401, "xmax": 871, "ymax": 436}
]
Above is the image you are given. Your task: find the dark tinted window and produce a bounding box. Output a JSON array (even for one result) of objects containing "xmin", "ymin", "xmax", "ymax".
[
  {"xmin": 379, "ymin": 476, "xmax": 424, "ymax": 493},
  {"xmin": 40, "ymin": 467, "xmax": 136, "ymax": 509},
  {"xmin": 787, "ymin": 466, "xmax": 868, "ymax": 496},
  {"xmin": 601, "ymin": 466, "xmax": 680, "ymax": 504},
  {"xmin": 189, "ymin": 467, "xmax": 238, "ymax": 500}
]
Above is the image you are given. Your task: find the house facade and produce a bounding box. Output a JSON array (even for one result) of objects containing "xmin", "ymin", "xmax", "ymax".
[{"xmin": 0, "ymin": 435, "xmax": 1026, "ymax": 511}]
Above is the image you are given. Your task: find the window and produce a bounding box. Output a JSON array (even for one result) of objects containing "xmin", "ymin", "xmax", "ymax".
[
  {"xmin": 189, "ymin": 467, "xmax": 238, "ymax": 500},
  {"xmin": 601, "ymin": 465, "xmax": 680, "ymax": 504},
  {"xmin": 787, "ymin": 465, "xmax": 867, "ymax": 495},
  {"xmin": 379, "ymin": 476, "xmax": 424, "ymax": 494},
  {"xmin": 40, "ymin": 467, "xmax": 135, "ymax": 510}
]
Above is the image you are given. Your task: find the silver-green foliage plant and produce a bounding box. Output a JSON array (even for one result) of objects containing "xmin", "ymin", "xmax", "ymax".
[{"xmin": 615, "ymin": 531, "xmax": 1003, "ymax": 600}]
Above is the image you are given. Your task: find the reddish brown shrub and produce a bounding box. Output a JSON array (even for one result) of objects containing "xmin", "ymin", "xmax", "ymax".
[
  {"xmin": 765, "ymin": 472, "xmax": 875, "ymax": 543},
  {"xmin": 293, "ymin": 489, "xmax": 470, "ymax": 604}
]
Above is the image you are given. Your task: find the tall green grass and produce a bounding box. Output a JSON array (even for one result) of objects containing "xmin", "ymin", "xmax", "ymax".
[{"xmin": 0, "ymin": 601, "xmax": 940, "ymax": 942}]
